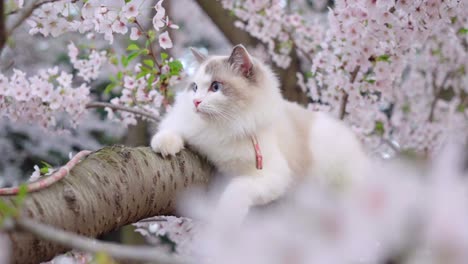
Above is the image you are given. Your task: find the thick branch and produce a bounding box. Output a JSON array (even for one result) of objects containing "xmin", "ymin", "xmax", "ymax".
[
  {"xmin": 194, "ymin": 0, "xmax": 308, "ymax": 105},
  {"xmin": 3, "ymin": 146, "xmax": 213, "ymax": 264}
]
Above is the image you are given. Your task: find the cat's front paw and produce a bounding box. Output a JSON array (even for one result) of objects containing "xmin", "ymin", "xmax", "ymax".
[{"xmin": 151, "ymin": 131, "xmax": 184, "ymax": 156}]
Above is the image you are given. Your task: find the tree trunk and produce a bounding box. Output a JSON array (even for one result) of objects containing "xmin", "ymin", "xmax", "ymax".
[
  {"xmin": 2, "ymin": 146, "xmax": 212, "ymax": 264},
  {"xmin": 194, "ymin": 0, "xmax": 309, "ymax": 106}
]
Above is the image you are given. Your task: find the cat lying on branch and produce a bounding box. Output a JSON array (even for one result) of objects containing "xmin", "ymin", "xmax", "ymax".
[{"xmin": 151, "ymin": 44, "xmax": 369, "ymax": 223}]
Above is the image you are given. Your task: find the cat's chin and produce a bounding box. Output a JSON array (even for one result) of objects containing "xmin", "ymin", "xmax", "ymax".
[{"xmin": 194, "ymin": 108, "xmax": 210, "ymax": 118}]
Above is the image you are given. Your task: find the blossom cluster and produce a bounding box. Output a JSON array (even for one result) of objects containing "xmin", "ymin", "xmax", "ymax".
[
  {"xmin": 27, "ymin": 0, "xmax": 177, "ymax": 48},
  {"xmin": 392, "ymin": 7, "xmax": 468, "ymax": 153},
  {"xmin": 10, "ymin": 0, "xmax": 181, "ymax": 128},
  {"xmin": 67, "ymin": 42, "xmax": 107, "ymax": 82},
  {"xmin": 106, "ymin": 64, "xmax": 166, "ymax": 126},
  {"xmin": 312, "ymin": 0, "xmax": 467, "ymax": 154},
  {"xmin": 0, "ymin": 67, "xmax": 90, "ymax": 130},
  {"xmin": 221, "ymin": 0, "xmax": 324, "ymax": 68}
]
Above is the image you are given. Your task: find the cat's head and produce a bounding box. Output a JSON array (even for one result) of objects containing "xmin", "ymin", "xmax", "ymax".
[{"xmin": 187, "ymin": 45, "xmax": 281, "ymax": 133}]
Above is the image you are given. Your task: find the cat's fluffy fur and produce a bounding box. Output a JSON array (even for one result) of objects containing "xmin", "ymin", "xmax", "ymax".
[{"xmin": 151, "ymin": 45, "xmax": 368, "ymax": 221}]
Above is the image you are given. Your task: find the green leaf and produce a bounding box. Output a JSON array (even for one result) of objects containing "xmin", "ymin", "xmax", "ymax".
[
  {"xmin": 147, "ymin": 75, "xmax": 155, "ymax": 89},
  {"xmin": 121, "ymin": 55, "xmax": 129, "ymax": 67},
  {"xmin": 117, "ymin": 71, "xmax": 123, "ymax": 81},
  {"xmin": 0, "ymin": 200, "xmax": 15, "ymax": 216},
  {"xmin": 127, "ymin": 43, "xmax": 140, "ymax": 51},
  {"xmin": 374, "ymin": 121, "xmax": 385, "ymax": 136},
  {"xmin": 136, "ymin": 71, "xmax": 147, "ymax": 79},
  {"xmin": 94, "ymin": 252, "xmax": 116, "ymax": 264},
  {"xmin": 40, "ymin": 161, "xmax": 53, "ymax": 168},
  {"xmin": 376, "ymin": 54, "xmax": 391, "ymax": 62},
  {"xmin": 104, "ymin": 82, "xmax": 117, "ymax": 94},
  {"xmin": 143, "ymin": 59, "xmax": 154, "ymax": 68},
  {"xmin": 160, "ymin": 52, "xmax": 168, "ymax": 61},
  {"xmin": 457, "ymin": 28, "xmax": 468, "ymax": 35},
  {"xmin": 127, "ymin": 51, "xmax": 140, "ymax": 63},
  {"xmin": 457, "ymin": 104, "xmax": 465, "ymax": 113},
  {"xmin": 110, "ymin": 56, "xmax": 119, "ymax": 66},
  {"xmin": 148, "ymin": 30, "xmax": 156, "ymax": 41},
  {"xmin": 124, "ymin": 0, "xmax": 132, "ymax": 3},
  {"xmin": 140, "ymin": 65, "xmax": 152, "ymax": 73},
  {"xmin": 40, "ymin": 161, "xmax": 52, "ymax": 174},
  {"xmin": 13, "ymin": 184, "xmax": 28, "ymax": 207},
  {"xmin": 304, "ymin": 71, "xmax": 314, "ymax": 78},
  {"xmin": 168, "ymin": 60, "xmax": 183, "ymax": 76},
  {"xmin": 402, "ymin": 104, "xmax": 410, "ymax": 113}
]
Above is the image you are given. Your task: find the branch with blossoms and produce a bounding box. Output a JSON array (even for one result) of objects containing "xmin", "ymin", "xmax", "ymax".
[{"xmin": 0, "ymin": 0, "xmax": 183, "ymax": 130}]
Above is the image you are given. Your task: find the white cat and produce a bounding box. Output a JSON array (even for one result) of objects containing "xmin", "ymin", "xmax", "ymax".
[{"xmin": 151, "ymin": 45, "xmax": 368, "ymax": 222}]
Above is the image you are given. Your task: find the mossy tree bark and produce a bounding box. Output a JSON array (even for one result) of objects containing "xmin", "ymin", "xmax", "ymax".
[{"xmin": 2, "ymin": 146, "xmax": 212, "ymax": 264}]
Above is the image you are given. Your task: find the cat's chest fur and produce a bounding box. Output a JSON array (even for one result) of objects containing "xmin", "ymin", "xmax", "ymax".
[{"xmin": 184, "ymin": 124, "xmax": 258, "ymax": 175}]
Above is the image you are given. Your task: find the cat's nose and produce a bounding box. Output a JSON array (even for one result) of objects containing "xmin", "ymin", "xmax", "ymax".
[{"xmin": 193, "ymin": 99, "xmax": 202, "ymax": 108}]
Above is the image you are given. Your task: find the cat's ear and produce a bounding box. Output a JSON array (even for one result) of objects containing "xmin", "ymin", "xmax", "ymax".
[
  {"xmin": 228, "ymin": 44, "xmax": 253, "ymax": 78},
  {"xmin": 190, "ymin": 47, "xmax": 207, "ymax": 64}
]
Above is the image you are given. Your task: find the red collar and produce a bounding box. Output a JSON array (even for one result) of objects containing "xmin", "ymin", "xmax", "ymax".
[{"xmin": 251, "ymin": 135, "xmax": 263, "ymax": 170}]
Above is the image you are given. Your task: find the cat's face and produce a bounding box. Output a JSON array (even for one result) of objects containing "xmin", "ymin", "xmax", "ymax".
[{"xmin": 187, "ymin": 45, "xmax": 267, "ymax": 123}]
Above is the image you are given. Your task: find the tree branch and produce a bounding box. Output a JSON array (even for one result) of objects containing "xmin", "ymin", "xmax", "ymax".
[
  {"xmin": 0, "ymin": 150, "xmax": 92, "ymax": 195},
  {"xmin": 3, "ymin": 146, "xmax": 213, "ymax": 264},
  {"xmin": 428, "ymin": 70, "xmax": 454, "ymax": 122},
  {"xmin": 0, "ymin": 0, "xmax": 6, "ymax": 55},
  {"xmin": 339, "ymin": 66, "xmax": 360, "ymax": 120},
  {"xmin": 15, "ymin": 217, "xmax": 190, "ymax": 264},
  {"xmin": 85, "ymin": 102, "xmax": 160, "ymax": 122}
]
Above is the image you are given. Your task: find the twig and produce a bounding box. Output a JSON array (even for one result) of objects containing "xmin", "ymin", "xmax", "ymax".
[
  {"xmin": 339, "ymin": 66, "xmax": 360, "ymax": 120},
  {"xmin": 15, "ymin": 217, "xmax": 191, "ymax": 264},
  {"xmin": 0, "ymin": 150, "xmax": 92, "ymax": 195},
  {"xmin": 134, "ymin": 18, "xmax": 162, "ymax": 69},
  {"xmin": 0, "ymin": 0, "xmax": 6, "ymax": 55},
  {"xmin": 428, "ymin": 70, "xmax": 454, "ymax": 122},
  {"xmin": 85, "ymin": 102, "xmax": 160, "ymax": 122},
  {"xmin": 382, "ymin": 138, "xmax": 400, "ymax": 153}
]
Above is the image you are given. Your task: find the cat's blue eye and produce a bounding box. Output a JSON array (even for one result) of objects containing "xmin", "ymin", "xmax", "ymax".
[
  {"xmin": 210, "ymin": 81, "xmax": 223, "ymax": 92},
  {"xmin": 191, "ymin": 82, "xmax": 197, "ymax": 92}
]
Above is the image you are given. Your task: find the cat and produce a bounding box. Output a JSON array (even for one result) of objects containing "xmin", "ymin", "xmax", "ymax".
[{"xmin": 151, "ymin": 44, "xmax": 369, "ymax": 223}]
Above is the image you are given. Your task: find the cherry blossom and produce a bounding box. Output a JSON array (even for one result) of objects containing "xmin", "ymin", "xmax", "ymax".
[
  {"xmin": 153, "ymin": 0, "xmax": 166, "ymax": 31},
  {"xmin": 130, "ymin": 27, "xmax": 142, "ymax": 40},
  {"xmin": 0, "ymin": 67, "xmax": 90, "ymax": 130},
  {"xmin": 159, "ymin": 31, "xmax": 173, "ymax": 49}
]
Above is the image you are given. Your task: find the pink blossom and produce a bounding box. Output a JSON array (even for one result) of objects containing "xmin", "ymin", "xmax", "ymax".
[
  {"xmin": 111, "ymin": 19, "xmax": 128, "ymax": 34},
  {"xmin": 158, "ymin": 31, "xmax": 173, "ymax": 49},
  {"xmin": 122, "ymin": 0, "xmax": 140, "ymax": 19},
  {"xmin": 152, "ymin": 0, "xmax": 166, "ymax": 31},
  {"xmin": 130, "ymin": 27, "xmax": 142, "ymax": 40}
]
